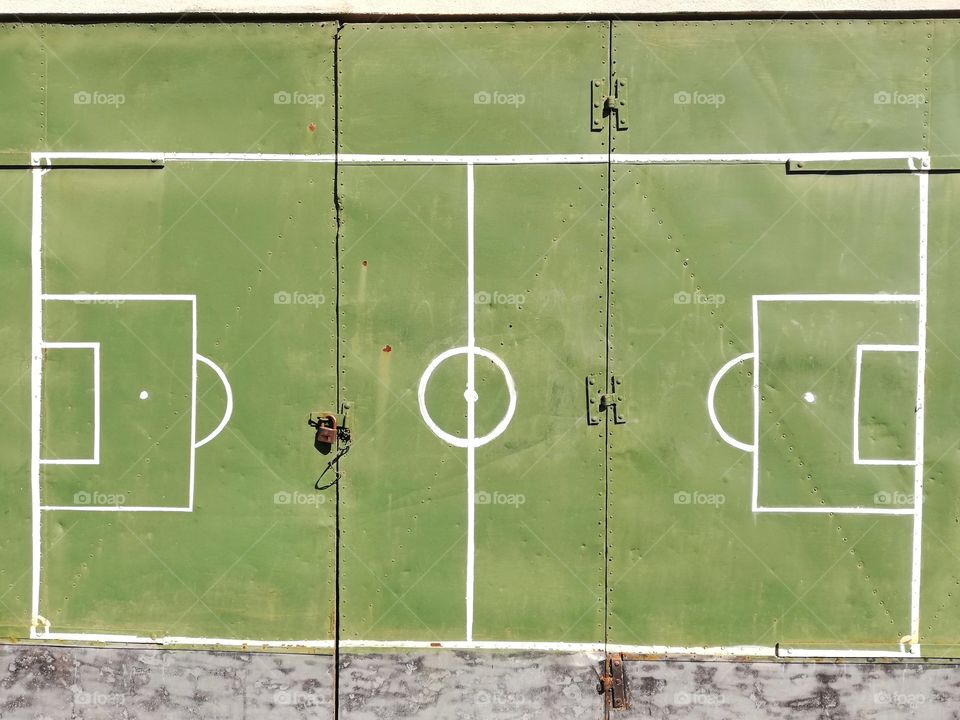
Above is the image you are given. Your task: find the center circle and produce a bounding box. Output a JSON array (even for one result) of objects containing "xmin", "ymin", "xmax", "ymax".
[{"xmin": 418, "ymin": 346, "xmax": 517, "ymax": 448}]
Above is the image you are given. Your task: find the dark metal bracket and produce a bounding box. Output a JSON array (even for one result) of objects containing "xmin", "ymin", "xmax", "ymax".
[
  {"xmin": 586, "ymin": 374, "xmax": 626, "ymax": 425},
  {"xmin": 591, "ymin": 77, "xmax": 628, "ymax": 132},
  {"xmin": 597, "ymin": 652, "xmax": 628, "ymax": 711}
]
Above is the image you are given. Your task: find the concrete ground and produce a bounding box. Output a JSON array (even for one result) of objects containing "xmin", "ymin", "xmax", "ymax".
[{"xmin": 0, "ymin": 645, "xmax": 958, "ymax": 719}]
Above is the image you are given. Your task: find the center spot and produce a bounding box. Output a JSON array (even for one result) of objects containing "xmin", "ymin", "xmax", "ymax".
[
  {"xmin": 803, "ymin": 391, "xmax": 816, "ymax": 403},
  {"xmin": 464, "ymin": 388, "xmax": 479, "ymax": 403}
]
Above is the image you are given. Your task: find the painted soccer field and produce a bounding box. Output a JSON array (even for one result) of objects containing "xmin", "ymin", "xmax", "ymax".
[{"xmin": 5, "ymin": 20, "xmax": 960, "ymax": 659}]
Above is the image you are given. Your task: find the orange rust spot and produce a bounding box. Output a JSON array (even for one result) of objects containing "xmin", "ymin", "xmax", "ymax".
[
  {"xmin": 430, "ymin": 642, "xmax": 442, "ymax": 648},
  {"xmin": 307, "ymin": 122, "xmax": 317, "ymax": 132},
  {"xmin": 382, "ymin": 345, "xmax": 392, "ymax": 353}
]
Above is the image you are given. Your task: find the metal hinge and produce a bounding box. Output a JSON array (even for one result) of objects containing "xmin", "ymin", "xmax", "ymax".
[
  {"xmin": 591, "ymin": 78, "xmax": 629, "ymax": 132},
  {"xmin": 597, "ymin": 652, "xmax": 629, "ymax": 711},
  {"xmin": 586, "ymin": 374, "xmax": 626, "ymax": 425}
]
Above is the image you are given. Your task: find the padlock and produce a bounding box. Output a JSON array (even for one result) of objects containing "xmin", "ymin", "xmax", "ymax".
[{"xmin": 315, "ymin": 414, "xmax": 337, "ymax": 446}]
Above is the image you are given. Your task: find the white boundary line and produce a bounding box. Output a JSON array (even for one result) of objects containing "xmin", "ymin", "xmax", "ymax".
[
  {"xmin": 32, "ymin": 151, "xmax": 930, "ymax": 170},
  {"xmin": 31, "ymin": 151, "xmax": 929, "ymax": 167},
  {"xmin": 26, "ymin": 632, "xmax": 919, "ymax": 658},
  {"xmin": 910, "ymin": 170, "xmax": 929, "ymax": 654},
  {"xmin": 28, "ymin": 147, "xmax": 932, "ymax": 656},
  {"xmin": 754, "ymin": 506, "xmax": 915, "ymax": 516},
  {"xmin": 29, "ymin": 164, "xmax": 45, "ymax": 639},
  {"xmin": 852, "ymin": 344, "xmax": 920, "ymax": 466},
  {"xmin": 38, "ymin": 341, "xmax": 100, "ymax": 465}
]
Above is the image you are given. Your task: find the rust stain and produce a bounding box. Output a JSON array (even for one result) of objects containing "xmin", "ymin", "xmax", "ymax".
[
  {"xmin": 307, "ymin": 122, "xmax": 317, "ymax": 132},
  {"xmin": 382, "ymin": 345, "xmax": 392, "ymax": 353}
]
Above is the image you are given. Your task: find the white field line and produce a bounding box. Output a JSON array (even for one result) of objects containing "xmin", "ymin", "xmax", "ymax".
[
  {"xmin": 38, "ymin": 294, "xmax": 198, "ymax": 514},
  {"xmin": 707, "ymin": 352, "xmax": 755, "ymax": 452},
  {"xmin": 41, "ymin": 293, "xmax": 196, "ymax": 302},
  {"xmin": 30, "ymin": 147, "xmax": 933, "ymax": 650},
  {"xmin": 754, "ymin": 506, "xmax": 914, "ymax": 515},
  {"xmin": 30, "ymin": 165, "xmax": 45, "ymax": 639},
  {"xmin": 752, "ymin": 294, "xmax": 922, "ymax": 513},
  {"xmin": 777, "ymin": 647, "xmax": 918, "ymax": 659},
  {"xmin": 852, "ymin": 344, "xmax": 920, "ymax": 466},
  {"xmin": 40, "ymin": 505, "xmax": 192, "ymax": 512},
  {"xmin": 32, "ymin": 151, "xmax": 930, "ymax": 167},
  {"xmin": 752, "ymin": 296, "xmax": 761, "ymax": 511},
  {"xmin": 38, "ymin": 342, "xmax": 100, "ymax": 465},
  {"xmin": 29, "ymin": 632, "xmax": 923, "ymax": 658},
  {"xmin": 910, "ymin": 171, "xmax": 929, "ymax": 650},
  {"xmin": 754, "ymin": 293, "xmax": 921, "ymax": 303},
  {"xmin": 189, "ymin": 298, "xmax": 197, "ymax": 510},
  {"xmin": 193, "ymin": 354, "xmax": 234, "ymax": 449},
  {"xmin": 465, "ymin": 163, "xmax": 476, "ymax": 644}
]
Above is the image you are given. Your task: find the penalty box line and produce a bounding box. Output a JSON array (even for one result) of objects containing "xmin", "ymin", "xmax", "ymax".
[
  {"xmin": 37, "ymin": 294, "xmax": 199, "ymax": 514},
  {"xmin": 751, "ymin": 293, "xmax": 923, "ymax": 516}
]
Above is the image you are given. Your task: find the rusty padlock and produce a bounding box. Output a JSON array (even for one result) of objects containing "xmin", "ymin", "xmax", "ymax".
[{"xmin": 309, "ymin": 413, "xmax": 338, "ymax": 453}]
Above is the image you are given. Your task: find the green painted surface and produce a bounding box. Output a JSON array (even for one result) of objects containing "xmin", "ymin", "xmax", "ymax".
[
  {"xmin": 39, "ymin": 161, "xmax": 337, "ymax": 638},
  {"xmin": 40, "ymin": 346, "xmax": 95, "ymax": 463},
  {"xmin": 339, "ymin": 22, "xmax": 609, "ymax": 156},
  {"xmin": 856, "ymin": 349, "xmax": 919, "ymax": 465},
  {"xmin": 43, "ymin": 300, "xmax": 194, "ymax": 508},
  {"xmin": 757, "ymin": 301, "xmax": 917, "ymax": 509},
  {"xmin": 1, "ymin": 18, "xmax": 960, "ymax": 657},
  {"xmin": 338, "ymin": 24, "xmax": 608, "ymax": 643},
  {"xmin": 606, "ymin": 164, "xmax": 919, "ymax": 648},
  {"xmin": 41, "ymin": 23, "xmax": 335, "ymax": 153},
  {"xmin": 612, "ymin": 20, "xmax": 931, "ymax": 155},
  {"xmin": 0, "ymin": 171, "xmax": 34, "ymax": 638}
]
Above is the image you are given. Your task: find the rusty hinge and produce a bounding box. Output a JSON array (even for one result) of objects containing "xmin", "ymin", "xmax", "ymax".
[
  {"xmin": 597, "ymin": 652, "xmax": 628, "ymax": 711},
  {"xmin": 586, "ymin": 374, "xmax": 626, "ymax": 425},
  {"xmin": 590, "ymin": 78, "xmax": 628, "ymax": 132}
]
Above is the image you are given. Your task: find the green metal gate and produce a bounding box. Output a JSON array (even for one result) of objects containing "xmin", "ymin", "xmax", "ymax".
[{"xmin": 1, "ymin": 18, "xmax": 960, "ymax": 659}]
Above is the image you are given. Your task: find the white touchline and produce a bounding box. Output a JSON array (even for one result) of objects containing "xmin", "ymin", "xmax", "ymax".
[
  {"xmin": 38, "ymin": 342, "xmax": 100, "ymax": 465},
  {"xmin": 707, "ymin": 352, "xmax": 755, "ymax": 453},
  {"xmin": 40, "ymin": 505, "xmax": 193, "ymax": 512},
  {"xmin": 910, "ymin": 170, "xmax": 929, "ymax": 650},
  {"xmin": 30, "ymin": 147, "xmax": 933, "ymax": 657},
  {"xmin": 34, "ymin": 150, "xmax": 930, "ymax": 167},
  {"xmin": 754, "ymin": 506, "xmax": 914, "ymax": 516},
  {"xmin": 852, "ymin": 344, "xmax": 920, "ymax": 466},
  {"xmin": 27, "ymin": 631, "xmax": 921, "ymax": 659},
  {"xmin": 30, "ymin": 163, "xmax": 45, "ymax": 639}
]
